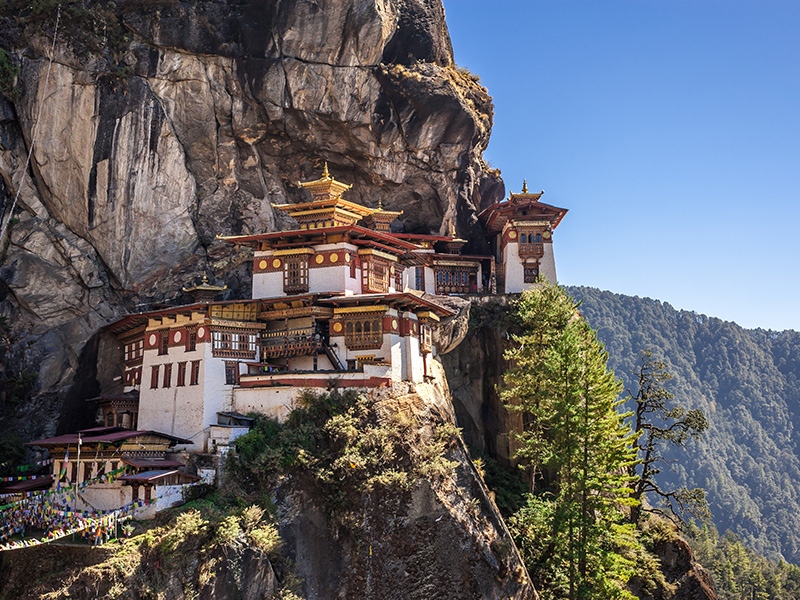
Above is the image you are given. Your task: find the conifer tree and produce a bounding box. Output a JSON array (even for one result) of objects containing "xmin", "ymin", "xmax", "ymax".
[
  {"xmin": 503, "ymin": 283, "xmax": 640, "ymax": 600},
  {"xmin": 628, "ymin": 350, "xmax": 708, "ymax": 525}
]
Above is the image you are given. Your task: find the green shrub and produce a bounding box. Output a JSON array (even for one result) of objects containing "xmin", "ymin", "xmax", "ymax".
[
  {"xmin": 0, "ymin": 48, "xmax": 19, "ymax": 99},
  {"xmin": 226, "ymin": 389, "xmax": 460, "ymax": 526}
]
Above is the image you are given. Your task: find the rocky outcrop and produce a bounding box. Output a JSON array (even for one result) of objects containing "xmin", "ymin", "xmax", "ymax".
[
  {"xmin": 0, "ymin": 0, "xmax": 502, "ymax": 442},
  {"xmin": 441, "ymin": 297, "xmax": 524, "ymax": 465},
  {"xmin": 277, "ymin": 384, "xmax": 535, "ymax": 600},
  {"xmin": 645, "ymin": 536, "xmax": 718, "ymax": 600}
]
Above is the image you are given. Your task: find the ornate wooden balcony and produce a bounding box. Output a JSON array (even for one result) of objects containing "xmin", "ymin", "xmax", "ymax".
[
  {"xmin": 518, "ymin": 242, "xmax": 544, "ymax": 258},
  {"xmin": 261, "ymin": 327, "xmax": 322, "ymax": 357},
  {"xmin": 344, "ymin": 331, "xmax": 384, "ymax": 350}
]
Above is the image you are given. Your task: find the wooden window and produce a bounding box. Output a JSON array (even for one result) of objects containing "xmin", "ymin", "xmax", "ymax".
[
  {"xmin": 190, "ymin": 360, "xmax": 200, "ymax": 385},
  {"xmin": 344, "ymin": 316, "xmax": 383, "ymax": 350},
  {"xmin": 524, "ymin": 264, "xmax": 540, "ymax": 283},
  {"xmin": 350, "ymin": 259, "xmax": 357, "ymax": 279},
  {"xmin": 225, "ymin": 362, "xmax": 239, "ymax": 385},
  {"xmin": 434, "ymin": 267, "xmax": 474, "ymax": 294},
  {"xmin": 150, "ymin": 365, "xmax": 160, "ymax": 389},
  {"xmin": 186, "ymin": 329, "xmax": 197, "ymax": 352},
  {"xmin": 124, "ymin": 339, "xmax": 144, "ymax": 363},
  {"xmin": 283, "ymin": 256, "xmax": 309, "ymax": 293},
  {"xmin": 158, "ymin": 331, "xmax": 169, "ymax": 356},
  {"xmin": 212, "ymin": 330, "xmax": 257, "ymax": 359},
  {"xmin": 420, "ymin": 324, "xmax": 432, "ymax": 353},
  {"xmin": 163, "ymin": 363, "xmax": 172, "ymax": 388},
  {"xmin": 518, "ymin": 230, "xmax": 544, "ymax": 258},
  {"xmin": 362, "ymin": 259, "xmax": 390, "ymax": 293},
  {"xmin": 177, "ymin": 362, "xmax": 187, "ymax": 386},
  {"xmin": 415, "ymin": 267, "xmax": 425, "ymax": 291}
]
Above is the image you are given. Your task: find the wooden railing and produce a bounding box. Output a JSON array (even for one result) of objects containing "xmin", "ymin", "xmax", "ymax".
[
  {"xmin": 261, "ymin": 327, "xmax": 322, "ymax": 357},
  {"xmin": 344, "ymin": 331, "xmax": 383, "ymax": 350},
  {"xmin": 518, "ymin": 242, "xmax": 544, "ymax": 258}
]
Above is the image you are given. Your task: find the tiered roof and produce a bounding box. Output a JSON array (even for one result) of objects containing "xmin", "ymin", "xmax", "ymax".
[{"xmin": 479, "ymin": 181, "xmax": 568, "ymax": 234}]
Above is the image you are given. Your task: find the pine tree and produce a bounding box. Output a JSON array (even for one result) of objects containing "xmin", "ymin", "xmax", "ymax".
[
  {"xmin": 628, "ymin": 350, "xmax": 708, "ymax": 525},
  {"xmin": 503, "ymin": 283, "xmax": 640, "ymax": 600}
]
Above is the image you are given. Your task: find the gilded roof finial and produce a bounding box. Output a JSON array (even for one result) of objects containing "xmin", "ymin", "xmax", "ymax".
[
  {"xmin": 322, "ymin": 162, "xmax": 330, "ymax": 179},
  {"xmin": 377, "ymin": 198, "xmax": 383, "ymax": 210},
  {"xmin": 449, "ymin": 222, "xmax": 456, "ymax": 237},
  {"xmin": 522, "ymin": 179, "xmax": 528, "ymax": 194},
  {"xmin": 201, "ymin": 273, "xmax": 209, "ymax": 284}
]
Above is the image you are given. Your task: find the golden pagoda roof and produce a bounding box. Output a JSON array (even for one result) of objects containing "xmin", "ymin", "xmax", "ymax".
[
  {"xmin": 181, "ymin": 273, "xmax": 228, "ymax": 294},
  {"xmin": 478, "ymin": 180, "xmax": 568, "ymax": 234},
  {"xmin": 270, "ymin": 164, "xmax": 378, "ymax": 228},
  {"xmin": 296, "ymin": 162, "xmax": 353, "ymax": 201},
  {"xmin": 272, "ymin": 197, "xmax": 375, "ymax": 220}
]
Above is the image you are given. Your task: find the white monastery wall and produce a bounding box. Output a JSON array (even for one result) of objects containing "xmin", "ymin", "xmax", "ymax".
[
  {"xmin": 252, "ymin": 269, "xmax": 284, "ymax": 299},
  {"xmin": 502, "ymin": 241, "xmax": 525, "ymax": 294},
  {"xmin": 233, "ymin": 387, "xmax": 298, "ymax": 421},
  {"xmin": 540, "ymin": 244, "xmax": 557, "ymax": 283},
  {"xmin": 389, "ymin": 333, "xmax": 404, "ymax": 382},
  {"xmin": 137, "ymin": 332, "xmax": 208, "ymax": 451},
  {"xmin": 201, "ymin": 346, "xmax": 235, "ymax": 452},
  {"xmin": 76, "ymin": 483, "xmax": 133, "ymax": 513}
]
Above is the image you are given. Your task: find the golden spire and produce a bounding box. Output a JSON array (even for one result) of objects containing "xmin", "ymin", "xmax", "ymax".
[
  {"xmin": 377, "ymin": 197, "xmax": 383, "ymax": 210},
  {"xmin": 449, "ymin": 222, "xmax": 456, "ymax": 237},
  {"xmin": 201, "ymin": 273, "xmax": 209, "ymax": 284},
  {"xmin": 522, "ymin": 179, "xmax": 528, "ymax": 194},
  {"xmin": 322, "ymin": 162, "xmax": 330, "ymax": 179}
]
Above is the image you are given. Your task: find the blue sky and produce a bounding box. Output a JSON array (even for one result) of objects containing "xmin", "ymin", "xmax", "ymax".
[{"xmin": 442, "ymin": 0, "xmax": 800, "ymax": 331}]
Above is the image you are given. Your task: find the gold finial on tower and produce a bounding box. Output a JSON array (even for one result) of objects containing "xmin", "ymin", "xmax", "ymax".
[
  {"xmin": 377, "ymin": 197, "xmax": 383, "ymax": 210},
  {"xmin": 449, "ymin": 222, "xmax": 456, "ymax": 237},
  {"xmin": 322, "ymin": 162, "xmax": 330, "ymax": 179},
  {"xmin": 201, "ymin": 273, "xmax": 209, "ymax": 284},
  {"xmin": 522, "ymin": 179, "xmax": 528, "ymax": 194}
]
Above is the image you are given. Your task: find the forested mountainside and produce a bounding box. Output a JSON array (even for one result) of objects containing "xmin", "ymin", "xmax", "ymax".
[{"xmin": 567, "ymin": 286, "xmax": 800, "ymax": 564}]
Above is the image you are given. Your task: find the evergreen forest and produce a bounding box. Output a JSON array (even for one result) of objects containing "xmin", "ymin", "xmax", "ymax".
[{"xmin": 567, "ymin": 286, "xmax": 800, "ymax": 564}]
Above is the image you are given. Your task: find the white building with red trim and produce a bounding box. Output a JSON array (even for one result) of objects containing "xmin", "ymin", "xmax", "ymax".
[{"xmin": 101, "ymin": 168, "xmax": 568, "ymax": 453}]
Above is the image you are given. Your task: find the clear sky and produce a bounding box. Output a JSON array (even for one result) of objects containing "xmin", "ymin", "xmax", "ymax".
[{"xmin": 442, "ymin": 0, "xmax": 800, "ymax": 332}]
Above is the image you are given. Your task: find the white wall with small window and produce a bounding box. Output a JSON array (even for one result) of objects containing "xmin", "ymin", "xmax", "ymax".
[
  {"xmin": 138, "ymin": 326, "xmax": 210, "ymax": 452},
  {"xmin": 501, "ymin": 223, "xmax": 558, "ymax": 293}
]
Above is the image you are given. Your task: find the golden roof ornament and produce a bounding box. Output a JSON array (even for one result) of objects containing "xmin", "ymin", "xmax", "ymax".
[
  {"xmin": 362, "ymin": 196, "xmax": 402, "ymax": 231},
  {"xmin": 522, "ymin": 179, "xmax": 528, "ymax": 194},
  {"xmin": 182, "ymin": 272, "xmax": 227, "ymax": 302},
  {"xmin": 297, "ymin": 162, "xmax": 353, "ymax": 201}
]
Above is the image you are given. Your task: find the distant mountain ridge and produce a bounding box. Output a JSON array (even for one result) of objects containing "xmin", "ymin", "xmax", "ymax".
[{"xmin": 566, "ymin": 285, "xmax": 800, "ymax": 563}]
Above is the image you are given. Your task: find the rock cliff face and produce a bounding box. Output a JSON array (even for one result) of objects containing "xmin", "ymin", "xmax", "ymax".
[{"xmin": 0, "ymin": 0, "xmax": 502, "ymax": 441}]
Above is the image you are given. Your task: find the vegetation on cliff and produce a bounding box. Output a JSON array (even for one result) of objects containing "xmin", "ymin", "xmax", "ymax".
[
  {"xmin": 471, "ymin": 284, "xmax": 721, "ymax": 600},
  {"xmin": 567, "ymin": 286, "xmax": 800, "ymax": 564},
  {"xmin": 686, "ymin": 523, "xmax": 800, "ymax": 599},
  {"xmin": 0, "ymin": 501, "xmax": 284, "ymax": 599},
  {"xmin": 501, "ymin": 283, "xmax": 640, "ymax": 599},
  {"xmin": 226, "ymin": 388, "xmax": 460, "ymax": 527}
]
